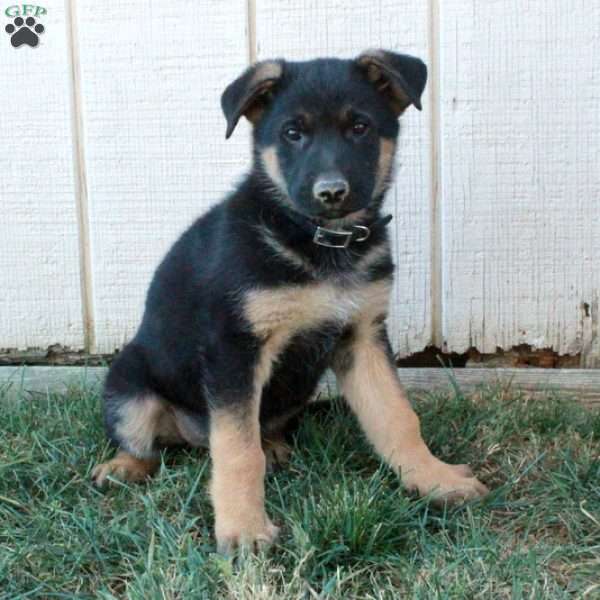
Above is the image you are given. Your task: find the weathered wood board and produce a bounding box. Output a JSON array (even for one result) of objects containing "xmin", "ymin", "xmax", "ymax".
[
  {"xmin": 3, "ymin": 366, "xmax": 598, "ymax": 408},
  {"xmin": 439, "ymin": 0, "xmax": 600, "ymax": 357}
]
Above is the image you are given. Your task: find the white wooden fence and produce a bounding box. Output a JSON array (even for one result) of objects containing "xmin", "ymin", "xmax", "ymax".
[{"xmin": 1, "ymin": 1, "xmax": 599, "ymax": 362}]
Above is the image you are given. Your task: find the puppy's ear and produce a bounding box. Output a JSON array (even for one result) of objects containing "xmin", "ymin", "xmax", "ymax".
[
  {"xmin": 356, "ymin": 50, "xmax": 427, "ymax": 115},
  {"xmin": 221, "ymin": 60, "xmax": 284, "ymax": 139}
]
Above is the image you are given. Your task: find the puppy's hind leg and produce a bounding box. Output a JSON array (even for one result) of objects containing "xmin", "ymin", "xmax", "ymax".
[
  {"xmin": 92, "ymin": 391, "xmax": 172, "ymax": 486},
  {"xmin": 263, "ymin": 432, "xmax": 292, "ymax": 473},
  {"xmin": 92, "ymin": 346, "xmax": 183, "ymax": 487},
  {"xmin": 92, "ymin": 449, "xmax": 159, "ymax": 487}
]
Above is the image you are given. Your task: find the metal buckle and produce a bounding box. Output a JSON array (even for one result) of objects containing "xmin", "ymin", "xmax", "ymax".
[
  {"xmin": 352, "ymin": 225, "xmax": 370, "ymax": 242},
  {"xmin": 313, "ymin": 227, "xmax": 353, "ymax": 248},
  {"xmin": 312, "ymin": 225, "xmax": 372, "ymax": 248}
]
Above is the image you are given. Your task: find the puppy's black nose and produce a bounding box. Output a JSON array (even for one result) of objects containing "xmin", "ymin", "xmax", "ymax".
[{"xmin": 313, "ymin": 176, "xmax": 350, "ymax": 206}]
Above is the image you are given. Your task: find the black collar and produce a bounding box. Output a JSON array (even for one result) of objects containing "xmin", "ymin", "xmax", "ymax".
[{"xmin": 282, "ymin": 209, "xmax": 393, "ymax": 248}]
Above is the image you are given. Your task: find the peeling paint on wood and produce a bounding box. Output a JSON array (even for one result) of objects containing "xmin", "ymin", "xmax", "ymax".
[{"xmin": 439, "ymin": 0, "xmax": 600, "ymax": 356}]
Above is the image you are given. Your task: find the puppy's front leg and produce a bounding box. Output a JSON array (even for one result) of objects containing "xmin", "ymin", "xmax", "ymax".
[
  {"xmin": 333, "ymin": 319, "xmax": 488, "ymax": 503},
  {"xmin": 208, "ymin": 341, "xmax": 279, "ymax": 554},
  {"xmin": 210, "ymin": 405, "xmax": 278, "ymax": 553}
]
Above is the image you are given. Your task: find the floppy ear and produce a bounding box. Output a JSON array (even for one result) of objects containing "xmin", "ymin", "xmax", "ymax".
[
  {"xmin": 221, "ymin": 60, "xmax": 284, "ymax": 139},
  {"xmin": 355, "ymin": 50, "xmax": 427, "ymax": 115}
]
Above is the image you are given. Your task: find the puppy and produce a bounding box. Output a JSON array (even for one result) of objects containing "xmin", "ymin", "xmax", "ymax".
[{"xmin": 92, "ymin": 50, "xmax": 488, "ymax": 553}]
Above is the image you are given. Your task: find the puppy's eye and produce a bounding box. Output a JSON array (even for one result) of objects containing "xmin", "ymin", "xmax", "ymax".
[
  {"xmin": 283, "ymin": 127, "xmax": 302, "ymax": 142},
  {"xmin": 351, "ymin": 122, "xmax": 369, "ymax": 136}
]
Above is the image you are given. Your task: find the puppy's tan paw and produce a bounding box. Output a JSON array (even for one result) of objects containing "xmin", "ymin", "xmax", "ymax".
[
  {"xmin": 92, "ymin": 452, "xmax": 159, "ymax": 487},
  {"xmin": 402, "ymin": 457, "xmax": 488, "ymax": 504},
  {"xmin": 263, "ymin": 435, "xmax": 292, "ymax": 473},
  {"xmin": 215, "ymin": 514, "xmax": 280, "ymax": 555}
]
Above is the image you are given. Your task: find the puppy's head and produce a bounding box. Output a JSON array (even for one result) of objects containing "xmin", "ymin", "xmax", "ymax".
[{"xmin": 221, "ymin": 50, "xmax": 427, "ymax": 220}]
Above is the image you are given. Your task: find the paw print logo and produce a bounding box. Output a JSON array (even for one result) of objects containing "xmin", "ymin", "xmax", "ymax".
[{"xmin": 5, "ymin": 16, "xmax": 45, "ymax": 48}]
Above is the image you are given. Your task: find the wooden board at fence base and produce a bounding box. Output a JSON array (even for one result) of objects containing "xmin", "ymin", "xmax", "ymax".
[
  {"xmin": 255, "ymin": 1, "xmax": 434, "ymax": 356},
  {"xmin": 0, "ymin": 1, "xmax": 84, "ymax": 351},
  {"xmin": 76, "ymin": 1, "xmax": 251, "ymax": 354},
  {"xmin": 439, "ymin": 0, "xmax": 600, "ymax": 357},
  {"xmin": 2, "ymin": 367, "xmax": 599, "ymax": 408}
]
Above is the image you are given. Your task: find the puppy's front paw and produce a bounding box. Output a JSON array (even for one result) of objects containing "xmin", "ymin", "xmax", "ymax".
[
  {"xmin": 215, "ymin": 512, "xmax": 280, "ymax": 555},
  {"xmin": 402, "ymin": 458, "xmax": 489, "ymax": 504}
]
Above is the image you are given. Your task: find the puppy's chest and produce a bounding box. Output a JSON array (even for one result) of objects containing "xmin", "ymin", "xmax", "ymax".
[{"xmin": 244, "ymin": 278, "xmax": 390, "ymax": 341}]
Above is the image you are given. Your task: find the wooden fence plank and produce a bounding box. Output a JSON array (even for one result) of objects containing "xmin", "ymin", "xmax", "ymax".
[
  {"xmin": 439, "ymin": 0, "xmax": 600, "ymax": 356},
  {"xmin": 254, "ymin": 0, "xmax": 434, "ymax": 356},
  {"xmin": 76, "ymin": 0, "xmax": 250, "ymax": 353},
  {"xmin": 0, "ymin": 2, "xmax": 84, "ymax": 351}
]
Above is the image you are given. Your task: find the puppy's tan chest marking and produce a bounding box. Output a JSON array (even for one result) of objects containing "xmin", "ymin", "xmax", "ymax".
[{"xmin": 244, "ymin": 279, "xmax": 391, "ymax": 341}]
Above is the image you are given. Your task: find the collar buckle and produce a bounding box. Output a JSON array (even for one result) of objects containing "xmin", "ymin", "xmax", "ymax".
[
  {"xmin": 312, "ymin": 225, "xmax": 372, "ymax": 248},
  {"xmin": 352, "ymin": 225, "xmax": 370, "ymax": 242}
]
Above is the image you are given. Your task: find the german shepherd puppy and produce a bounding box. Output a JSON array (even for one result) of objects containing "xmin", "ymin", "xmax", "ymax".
[{"xmin": 92, "ymin": 50, "xmax": 488, "ymax": 553}]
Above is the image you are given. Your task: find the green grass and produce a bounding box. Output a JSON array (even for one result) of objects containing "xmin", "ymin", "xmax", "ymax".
[{"xmin": 1, "ymin": 380, "xmax": 599, "ymax": 599}]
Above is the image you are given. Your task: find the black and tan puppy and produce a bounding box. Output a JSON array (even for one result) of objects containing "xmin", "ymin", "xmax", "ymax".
[{"xmin": 92, "ymin": 50, "xmax": 488, "ymax": 553}]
